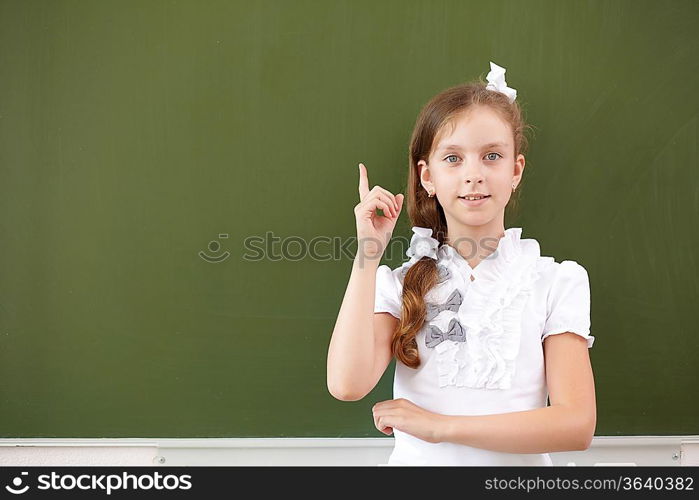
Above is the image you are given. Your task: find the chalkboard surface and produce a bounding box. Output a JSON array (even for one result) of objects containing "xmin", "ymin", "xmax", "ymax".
[{"xmin": 1, "ymin": 0, "xmax": 697, "ymax": 437}]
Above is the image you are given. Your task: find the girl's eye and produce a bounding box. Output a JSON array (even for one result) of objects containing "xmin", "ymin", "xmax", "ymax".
[{"xmin": 443, "ymin": 152, "xmax": 502, "ymax": 164}]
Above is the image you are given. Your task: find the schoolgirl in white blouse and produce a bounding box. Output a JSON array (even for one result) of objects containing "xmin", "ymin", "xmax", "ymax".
[{"xmin": 327, "ymin": 62, "xmax": 596, "ymax": 466}]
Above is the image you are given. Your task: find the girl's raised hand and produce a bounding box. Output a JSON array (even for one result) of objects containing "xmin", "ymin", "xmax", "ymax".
[{"xmin": 354, "ymin": 163, "xmax": 404, "ymax": 261}]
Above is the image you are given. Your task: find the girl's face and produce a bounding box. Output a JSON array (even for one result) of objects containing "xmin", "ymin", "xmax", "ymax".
[{"xmin": 418, "ymin": 105, "xmax": 525, "ymax": 229}]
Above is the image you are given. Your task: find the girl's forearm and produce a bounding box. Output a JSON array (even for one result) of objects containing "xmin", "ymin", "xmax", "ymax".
[
  {"xmin": 437, "ymin": 404, "xmax": 594, "ymax": 454},
  {"xmin": 326, "ymin": 255, "xmax": 382, "ymax": 400}
]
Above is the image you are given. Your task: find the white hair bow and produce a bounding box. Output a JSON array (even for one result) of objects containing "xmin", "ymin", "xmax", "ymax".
[
  {"xmin": 405, "ymin": 226, "xmax": 439, "ymax": 263},
  {"xmin": 485, "ymin": 61, "xmax": 517, "ymax": 103}
]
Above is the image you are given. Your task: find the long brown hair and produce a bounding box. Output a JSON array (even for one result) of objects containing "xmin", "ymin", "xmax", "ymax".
[{"xmin": 392, "ymin": 77, "xmax": 534, "ymax": 368}]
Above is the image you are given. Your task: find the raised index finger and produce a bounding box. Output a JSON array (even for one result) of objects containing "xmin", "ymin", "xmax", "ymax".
[{"xmin": 358, "ymin": 163, "xmax": 370, "ymax": 201}]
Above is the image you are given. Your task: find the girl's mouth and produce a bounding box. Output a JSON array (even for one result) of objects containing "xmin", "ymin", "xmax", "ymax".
[{"xmin": 458, "ymin": 195, "xmax": 491, "ymax": 207}]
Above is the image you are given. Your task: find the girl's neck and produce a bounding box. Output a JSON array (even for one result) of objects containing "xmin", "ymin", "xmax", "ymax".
[{"xmin": 445, "ymin": 220, "xmax": 506, "ymax": 268}]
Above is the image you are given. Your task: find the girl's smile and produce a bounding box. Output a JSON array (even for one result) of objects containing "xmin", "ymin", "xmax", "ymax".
[{"xmin": 458, "ymin": 195, "xmax": 491, "ymax": 207}]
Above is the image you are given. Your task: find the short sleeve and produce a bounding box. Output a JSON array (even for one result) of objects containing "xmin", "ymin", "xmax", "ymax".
[
  {"xmin": 541, "ymin": 260, "xmax": 595, "ymax": 348},
  {"xmin": 374, "ymin": 265, "xmax": 402, "ymax": 319}
]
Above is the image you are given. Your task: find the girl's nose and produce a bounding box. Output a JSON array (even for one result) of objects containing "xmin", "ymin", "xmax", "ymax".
[{"xmin": 462, "ymin": 164, "xmax": 485, "ymax": 184}]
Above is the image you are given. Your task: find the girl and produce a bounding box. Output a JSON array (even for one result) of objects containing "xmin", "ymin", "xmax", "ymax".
[{"xmin": 327, "ymin": 62, "xmax": 596, "ymax": 466}]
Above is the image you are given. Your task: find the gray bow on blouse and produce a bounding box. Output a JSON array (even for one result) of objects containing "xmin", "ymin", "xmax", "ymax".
[
  {"xmin": 425, "ymin": 317, "xmax": 467, "ymax": 348},
  {"xmin": 425, "ymin": 288, "xmax": 463, "ymax": 321}
]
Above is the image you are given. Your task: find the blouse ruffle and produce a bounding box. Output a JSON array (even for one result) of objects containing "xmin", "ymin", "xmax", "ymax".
[{"xmin": 432, "ymin": 228, "xmax": 543, "ymax": 390}]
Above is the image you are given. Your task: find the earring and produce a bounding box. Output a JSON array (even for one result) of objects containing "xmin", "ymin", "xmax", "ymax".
[
  {"xmin": 512, "ymin": 184, "xmax": 516, "ymax": 192},
  {"xmin": 428, "ymin": 189, "xmax": 435, "ymax": 198}
]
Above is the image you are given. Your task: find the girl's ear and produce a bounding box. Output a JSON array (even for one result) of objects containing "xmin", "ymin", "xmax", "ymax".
[
  {"xmin": 418, "ymin": 160, "xmax": 432, "ymax": 189},
  {"xmin": 514, "ymin": 153, "xmax": 526, "ymax": 180},
  {"xmin": 417, "ymin": 160, "xmax": 427, "ymax": 178}
]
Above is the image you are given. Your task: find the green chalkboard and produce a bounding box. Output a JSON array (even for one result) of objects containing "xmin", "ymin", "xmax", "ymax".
[{"xmin": 1, "ymin": 0, "xmax": 697, "ymax": 438}]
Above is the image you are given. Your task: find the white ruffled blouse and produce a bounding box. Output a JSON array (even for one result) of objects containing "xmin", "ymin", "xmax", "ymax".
[{"xmin": 374, "ymin": 226, "xmax": 594, "ymax": 466}]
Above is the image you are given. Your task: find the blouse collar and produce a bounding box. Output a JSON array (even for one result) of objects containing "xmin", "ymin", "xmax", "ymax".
[{"xmin": 437, "ymin": 227, "xmax": 523, "ymax": 276}]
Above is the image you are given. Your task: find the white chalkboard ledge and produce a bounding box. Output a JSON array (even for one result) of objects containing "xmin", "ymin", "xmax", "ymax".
[{"xmin": 0, "ymin": 436, "xmax": 697, "ymax": 466}]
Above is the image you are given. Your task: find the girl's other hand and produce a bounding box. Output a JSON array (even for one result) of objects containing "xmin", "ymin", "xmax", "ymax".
[
  {"xmin": 354, "ymin": 163, "xmax": 404, "ymax": 261},
  {"xmin": 372, "ymin": 398, "xmax": 446, "ymax": 444}
]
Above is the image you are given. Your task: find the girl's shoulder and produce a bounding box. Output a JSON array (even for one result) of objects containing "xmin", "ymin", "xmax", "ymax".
[
  {"xmin": 535, "ymin": 253, "xmax": 590, "ymax": 296},
  {"xmin": 515, "ymin": 232, "xmax": 590, "ymax": 301}
]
